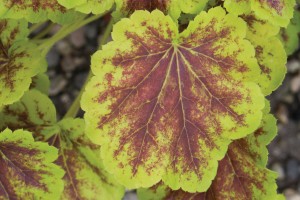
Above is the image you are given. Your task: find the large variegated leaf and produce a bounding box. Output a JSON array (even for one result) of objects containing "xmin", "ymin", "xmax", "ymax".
[
  {"xmin": 58, "ymin": 0, "xmax": 114, "ymax": 14},
  {"xmin": 0, "ymin": 0, "xmax": 82, "ymax": 24},
  {"xmin": 279, "ymin": 9, "xmax": 300, "ymax": 55},
  {"xmin": 224, "ymin": 0, "xmax": 295, "ymax": 27},
  {"xmin": 0, "ymin": 128, "xmax": 64, "ymax": 199},
  {"xmin": 138, "ymin": 103, "xmax": 280, "ymax": 199},
  {"xmin": 0, "ymin": 19, "xmax": 46, "ymax": 108},
  {"xmin": 44, "ymin": 118, "xmax": 125, "ymax": 200},
  {"xmin": 81, "ymin": 8, "xmax": 265, "ymax": 192},
  {"xmin": 242, "ymin": 13, "xmax": 286, "ymax": 95}
]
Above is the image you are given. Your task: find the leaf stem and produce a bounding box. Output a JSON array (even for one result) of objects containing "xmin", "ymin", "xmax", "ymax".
[
  {"xmin": 98, "ymin": 19, "xmax": 113, "ymax": 50},
  {"xmin": 63, "ymin": 18, "xmax": 114, "ymax": 119},
  {"xmin": 38, "ymin": 12, "xmax": 108, "ymax": 56},
  {"xmin": 63, "ymin": 71, "xmax": 93, "ymax": 119},
  {"xmin": 29, "ymin": 21, "xmax": 46, "ymax": 33},
  {"xmin": 33, "ymin": 23, "xmax": 55, "ymax": 40}
]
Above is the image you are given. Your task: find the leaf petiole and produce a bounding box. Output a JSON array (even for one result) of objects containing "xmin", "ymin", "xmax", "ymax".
[
  {"xmin": 38, "ymin": 11, "xmax": 109, "ymax": 57},
  {"xmin": 33, "ymin": 23, "xmax": 56, "ymax": 40},
  {"xmin": 63, "ymin": 18, "xmax": 114, "ymax": 119}
]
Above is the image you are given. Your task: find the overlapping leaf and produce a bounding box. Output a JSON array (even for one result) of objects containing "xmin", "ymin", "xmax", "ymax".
[
  {"xmin": 58, "ymin": 0, "xmax": 114, "ymax": 14},
  {"xmin": 178, "ymin": 0, "xmax": 209, "ymax": 14},
  {"xmin": 114, "ymin": 0, "xmax": 181, "ymax": 20},
  {"xmin": 0, "ymin": 19, "xmax": 46, "ymax": 108},
  {"xmin": 224, "ymin": 0, "xmax": 295, "ymax": 27},
  {"xmin": 114, "ymin": 0, "xmax": 209, "ymax": 20},
  {"xmin": 0, "ymin": 90, "xmax": 56, "ymax": 134},
  {"xmin": 279, "ymin": 9, "xmax": 300, "ymax": 55},
  {"xmin": 30, "ymin": 73, "xmax": 51, "ymax": 95},
  {"xmin": 138, "ymin": 102, "xmax": 280, "ymax": 199},
  {"xmin": 241, "ymin": 13, "xmax": 286, "ymax": 95},
  {"xmin": 0, "ymin": 0, "xmax": 82, "ymax": 24},
  {"xmin": 43, "ymin": 118, "xmax": 125, "ymax": 200},
  {"xmin": 0, "ymin": 128, "xmax": 64, "ymax": 199},
  {"xmin": 0, "ymin": 90, "xmax": 125, "ymax": 200},
  {"xmin": 81, "ymin": 8, "xmax": 265, "ymax": 191}
]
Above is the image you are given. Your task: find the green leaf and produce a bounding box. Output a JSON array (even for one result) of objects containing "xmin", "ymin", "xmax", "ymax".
[
  {"xmin": 43, "ymin": 118, "xmax": 125, "ymax": 200},
  {"xmin": 30, "ymin": 73, "xmax": 51, "ymax": 95},
  {"xmin": 0, "ymin": 0, "xmax": 80, "ymax": 24},
  {"xmin": 58, "ymin": 0, "xmax": 114, "ymax": 14},
  {"xmin": 0, "ymin": 90, "xmax": 56, "ymax": 133},
  {"xmin": 0, "ymin": 0, "xmax": 82, "ymax": 24},
  {"xmin": 0, "ymin": 128, "xmax": 64, "ymax": 199},
  {"xmin": 242, "ymin": 12, "xmax": 280, "ymax": 39},
  {"xmin": 114, "ymin": 0, "xmax": 180, "ymax": 20},
  {"xmin": 178, "ymin": 0, "xmax": 209, "ymax": 14},
  {"xmin": 0, "ymin": 19, "xmax": 47, "ymax": 108},
  {"xmin": 0, "ymin": 90, "xmax": 124, "ymax": 200},
  {"xmin": 0, "ymin": 90, "xmax": 125, "ymax": 199},
  {"xmin": 224, "ymin": 0, "xmax": 295, "ymax": 27},
  {"xmin": 242, "ymin": 13, "xmax": 287, "ymax": 95},
  {"xmin": 224, "ymin": 0, "xmax": 251, "ymax": 16},
  {"xmin": 81, "ymin": 8, "xmax": 265, "ymax": 192},
  {"xmin": 138, "ymin": 105, "xmax": 280, "ymax": 199},
  {"xmin": 251, "ymin": 0, "xmax": 295, "ymax": 27},
  {"xmin": 114, "ymin": 0, "xmax": 208, "ymax": 20},
  {"xmin": 279, "ymin": 9, "xmax": 300, "ymax": 55}
]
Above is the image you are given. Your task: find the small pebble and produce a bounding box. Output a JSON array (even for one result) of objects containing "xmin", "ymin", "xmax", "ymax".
[
  {"xmin": 276, "ymin": 104, "xmax": 289, "ymax": 124},
  {"xmin": 49, "ymin": 75, "xmax": 68, "ymax": 96},
  {"xmin": 47, "ymin": 47, "xmax": 60, "ymax": 68},
  {"xmin": 56, "ymin": 40, "xmax": 72, "ymax": 56},
  {"xmin": 272, "ymin": 162, "xmax": 285, "ymax": 181},
  {"xmin": 73, "ymin": 57, "xmax": 86, "ymax": 69},
  {"xmin": 123, "ymin": 191, "xmax": 138, "ymax": 200},
  {"xmin": 291, "ymin": 75, "xmax": 300, "ymax": 93},
  {"xmin": 70, "ymin": 27, "xmax": 86, "ymax": 48},
  {"xmin": 285, "ymin": 189, "xmax": 300, "ymax": 200},
  {"xmin": 287, "ymin": 59, "xmax": 300, "ymax": 73},
  {"xmin": 74, "ymin": 72, "xmax": 89, "ymax": 89},
  {"xmin": 85, "ymin": 24, "xmax": 98, "ymax": 40},
  {"xmin": 61, "ymin": 55, "xmax": 76, "ymax": 72},
  {"xmin": 60, "ymin": 93, "xmax": 72, "ymax": 110},
  {"xmin": 289, "ymin": 137, "xmax": 300, "ymax": 161},
  {"xmin": 286, "ymin": 160, "xmax": 300, "ymax": 181}
]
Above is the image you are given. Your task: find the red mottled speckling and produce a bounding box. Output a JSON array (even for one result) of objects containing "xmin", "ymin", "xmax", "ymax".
[{"xmin": 124, "ymin": 0, "xmax": 170, "ymax": 14}]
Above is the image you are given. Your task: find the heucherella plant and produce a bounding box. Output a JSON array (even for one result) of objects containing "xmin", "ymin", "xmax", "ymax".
[{"xmin": 0, "ymin": 0, "xmax": 298, "ymax": 199}]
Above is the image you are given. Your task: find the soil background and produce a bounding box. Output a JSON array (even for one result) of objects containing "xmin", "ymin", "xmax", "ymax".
[{"xmin": 36, "ymin": 16, "xmax": 300, "ymax": 200}]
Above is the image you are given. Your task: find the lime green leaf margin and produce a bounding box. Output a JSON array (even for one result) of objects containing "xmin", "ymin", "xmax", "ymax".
[
  {"xmin": 137, "ymin": 102, "xmax": 281, "ymax": 200},
  {"xmin": 82, "ymin": 7, "xmax": 265, "ymax": 192},
  {"xmin": 241, "ymin": 13, "xmax": 287, "ymax": 95},
  {"xmin": 0, "ymin": 0, "xmax": 82, "ymax": 24},
  {"xmin": 58, "ymin": 0, "xmax": 114, "ymax": 14},
  {"xmin": 224, "ymin": 0, "xmax": 295, "ymax": 27}
]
